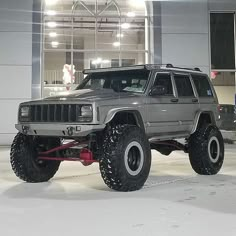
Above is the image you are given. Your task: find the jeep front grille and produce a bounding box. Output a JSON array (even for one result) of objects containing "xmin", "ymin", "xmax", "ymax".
[{"xmin": 29, "ymin": 104, "xmax": 79, "ymax": 123}]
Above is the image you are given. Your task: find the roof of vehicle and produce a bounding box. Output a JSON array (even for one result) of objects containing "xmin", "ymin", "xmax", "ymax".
[{"xmin": 83, "ymin": 64, "xmax": 205, "ymax": 75}]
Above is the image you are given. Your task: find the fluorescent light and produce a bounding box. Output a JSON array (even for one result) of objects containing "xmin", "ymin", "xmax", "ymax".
[
  {"xmin": 92, "ymin": 58, "xmax": 110, "ymax": 65},
  {"xmin": 45, "ymin": 0, "xmax": 58, "ymax": 5},
  {"xmin": 117, "ymin": 33, "xmax": 124, "ymax": 38},
  {"xmin": 96, "ymin": 58, "xmax": 102, "ymax": 63},
  {"xmin": 121, "ymin": 23, "xmax": 130, "ymax": 29},
  {"xmin": 113, "ymin": 41, "xmax": 121, "ymax": 47},
  {"xmin": 102, "ymin": 60, "xmax": 110, "ymax": 64},
  {"xmin": 51, "ymin": 41, "xmax": 59, "ymax": 48},
  {"xmin": 92, "ymin": 58, "xmax": 102, "ymax": 65},
  {"xmin": 47, "ymin": 21, "xmax": 57, "ymax": 28},
  {"xmin": 127, "ymin": 12, "xmax": 136, "ymax": 17},
  {"xmin": 49, "ymin": 32, "xmax": 57, "ymax": 37},
  {"xmin": 46, "ymin": 10, "xmax": 57, "ymax": 16}
]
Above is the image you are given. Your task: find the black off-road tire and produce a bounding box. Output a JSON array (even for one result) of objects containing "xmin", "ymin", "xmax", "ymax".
[
  {"xmin": 189, "ymin": 124, "xmax": 224, "ymax": 175},
  {"xmin": 10, "ymin": 133, "xmax": 61, "ymax": 183},
  {"xmin": 99, "ymin": 125, "xmax": 151, "ymax": 191}
]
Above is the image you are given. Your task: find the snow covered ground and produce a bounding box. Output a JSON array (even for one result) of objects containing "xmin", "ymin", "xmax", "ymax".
[{"xmin": 0, "ymin": 145, "xmax": 236, "ymax": 236}]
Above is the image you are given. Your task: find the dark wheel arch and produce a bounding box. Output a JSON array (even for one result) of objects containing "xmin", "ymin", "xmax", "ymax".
[
  {"xmin": 107, "ymin": 110, "xmax": 145, "ymax": 132},
  {"xmin": 192, "ymin": 111, "xmax": 216, "ymax": 134}
]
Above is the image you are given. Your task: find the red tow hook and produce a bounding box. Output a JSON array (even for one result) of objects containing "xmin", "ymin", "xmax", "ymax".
[{"xmin": 79, "ymin": 148, "xmax": 94, "ymax": 166}]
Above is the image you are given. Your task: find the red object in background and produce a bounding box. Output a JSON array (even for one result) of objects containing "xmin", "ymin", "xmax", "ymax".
[{"xmin": 211, "ymin": 71, "xmax": 218, "ymax": 79}]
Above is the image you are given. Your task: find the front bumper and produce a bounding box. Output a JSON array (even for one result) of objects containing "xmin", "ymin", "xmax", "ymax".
[{"xmin": 15, "ymin": 123, "xmax": 106, "ymax": 137}]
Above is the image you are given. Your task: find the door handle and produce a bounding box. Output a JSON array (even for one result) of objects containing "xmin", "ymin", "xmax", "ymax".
[
  {"xmin": 171, "ymin": 98, "xmax": 179, "ymax": 103},
  {"xmin": 192, "ymin": 98, "xmax": 199, "ymax": 103}
]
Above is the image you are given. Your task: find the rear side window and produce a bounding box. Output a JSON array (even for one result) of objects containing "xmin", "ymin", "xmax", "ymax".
[
  {"xmin": 153, "ymin": 73, "xmax": 173, "ymax": 96},
  {"xmin": 191, "ymin": 74, "xmax": 213, "ymax": 97},
  {"xmin": 174, "ymin": 74, "xmax": 194, "ymax": 97}
]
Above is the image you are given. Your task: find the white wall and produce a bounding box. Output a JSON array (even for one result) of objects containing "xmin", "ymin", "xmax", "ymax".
[
  {"xmin": 160, "ymin": 0, "xmax": 210, "ymax": 74},
  {"xmin": 214, "ymin": 86, "xmax": 235, "ymax": 105},
  {"xmin": 0, "ymin": 0, "xmax": 33, "ymax": 145}
]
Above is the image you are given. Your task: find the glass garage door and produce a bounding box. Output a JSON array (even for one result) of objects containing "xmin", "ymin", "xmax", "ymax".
[{"xmin": 42, "ymin": 0, "xmax": 148, "ymax": 97}]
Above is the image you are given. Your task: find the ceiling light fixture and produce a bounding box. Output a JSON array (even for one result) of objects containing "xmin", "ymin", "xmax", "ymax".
[
  {"xmin": 47, "ymin": 21, "xmax": 57, "ymax": 28},
  {"xmin": 121, "ymin": 23, "xmax": 130, "ymax": 29},
  {"xmin": 49, "ymin": 32, "xmax": 57, "ymax": 37},
  {"xmin": 127, "ymin": 12, "xmax": 136, "ymax": 17},
  {"xmin": 46, "ymin": 10, "xmax": 57, "ymax": 16},
  {"xmin": 51, "ymin": 41, "xmax": 59, "ymax": 48},
  {"xmin": 45, "ymin": 0, "xmax": 58, "ymax": 6}
]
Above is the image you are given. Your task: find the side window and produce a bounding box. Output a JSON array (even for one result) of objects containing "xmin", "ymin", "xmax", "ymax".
[
  {"xmin": 191, "ymin": 74, "xmax": 213, "ymax": 97},
  {"xmin": 174, "ymin": 74, "xmax": 194, "ymax": 97},
  {"xmin": 153, "ymin": 73, "xmax": 173, "ymax": 96}
]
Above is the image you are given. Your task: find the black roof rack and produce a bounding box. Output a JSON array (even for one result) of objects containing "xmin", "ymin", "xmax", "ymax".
[
  {"xmin": 83, "ymin": 64, "xmax": 202, "ymax": 74},
  {"xmin": 162, "ymin": 64, "xmax": 202, "ymax": 72}
]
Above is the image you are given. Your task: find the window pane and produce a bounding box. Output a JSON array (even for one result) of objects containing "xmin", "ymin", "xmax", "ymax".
[
  {"xmin": 192, "ymin": 74, "xmax": 213, "ymax": 97},
  {"xmin": 154, "ymin": 73, "xmax": 173, "ymax": 96},
  {"xmin": 210, "ymin": 13, "xmax": 235, "ymax": 69},
  {"xmin": 44, "ymin": 17, "xmax": 72, "ymax": 50},
  {"xmin": 121, "ymin": 18, "xmax": 145, "ymax": 51},
  {"xmin": 174, "ymin": 74, "xmax": 194, "ymax": 97},
  {"xmin": 122, "ymin": 52, "xmax": 145, "ymax": 65},
  {"xmin": 97, "ymin": 17, "xmax": 119, "ymax": 50},
  {"xmin": 111, "ymin": 59, "xmax": 135, "ymax": 67},
  {"xmin": 73, "ymin": 16, "xmax": 95, "ymax": 50},
  {"xmin": 110, "ymin": 52, "xmax": 145, "ymax": 67}
]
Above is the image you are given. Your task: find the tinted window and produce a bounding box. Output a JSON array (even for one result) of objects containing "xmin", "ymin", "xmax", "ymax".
[
  {"xmin": 192, "ymin": 74, "xmax": 213, "ymax": 97},
  {"xmin": 210, "ymin": 13, "xmax": 235, "ymax": 69},
  {"xmin": 153, "ymin": 73, "xmax": 173, "ymax": 96},
  {"xmin": 174, "ymin": 74, "xmax": 194, "ymax": 97}
]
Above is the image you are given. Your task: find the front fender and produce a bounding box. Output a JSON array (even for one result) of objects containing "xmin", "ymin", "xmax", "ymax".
[
  {"xmin": 104, "ymin": 108, "xmax": 146, "ymax": 132},
  {"xmin": 104, "ymin": 107, "xmax": 137, "ymax": 124}
]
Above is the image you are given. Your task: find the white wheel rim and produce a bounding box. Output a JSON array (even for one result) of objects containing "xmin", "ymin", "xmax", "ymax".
[
  {"xmin": 208, "ymin": 136, "xmax": 220, "ymax": 164},
  {"xmin": 124, "ymin": 141, "xmax": 144, "ymax": 176}
]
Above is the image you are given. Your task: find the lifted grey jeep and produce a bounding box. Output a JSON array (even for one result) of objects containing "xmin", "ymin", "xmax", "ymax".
[{"xmin": 10, "ymin": 64, "xmax": 224, "ymax": 191}]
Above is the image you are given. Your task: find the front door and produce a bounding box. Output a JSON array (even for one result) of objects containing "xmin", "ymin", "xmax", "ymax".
[{"xmin": 146, "ymin": 72, "xmax": 180, "ymax": 137}]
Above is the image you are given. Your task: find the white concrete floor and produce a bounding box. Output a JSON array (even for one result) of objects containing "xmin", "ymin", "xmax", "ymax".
[{"xmin": 0, "ymin": 145, "xmax": 236, "ymax": 236}]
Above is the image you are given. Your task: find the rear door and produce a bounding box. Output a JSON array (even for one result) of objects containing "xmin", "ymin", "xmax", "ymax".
[
  {"xmin": 172, "ymin": 73, "xmax": 200, "ymax": 133},
  {"xmin": 191, "ymin": 73, "xmax": 219, "ymax": 126}
]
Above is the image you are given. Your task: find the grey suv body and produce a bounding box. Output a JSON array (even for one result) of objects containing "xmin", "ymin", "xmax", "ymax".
[{"xmin": 11, "ymin": 64, "xmax": 224, "ymax": 191}]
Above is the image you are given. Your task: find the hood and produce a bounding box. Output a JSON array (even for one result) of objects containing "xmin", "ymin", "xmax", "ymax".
[{"xmin": 43, "ymin": 89, "xmax": 140, "ymax": 102}]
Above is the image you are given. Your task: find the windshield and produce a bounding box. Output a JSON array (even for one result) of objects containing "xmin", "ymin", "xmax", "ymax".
[{"xmin": 76, "ymin": 70, "xmax": 150, "ymax": 93}]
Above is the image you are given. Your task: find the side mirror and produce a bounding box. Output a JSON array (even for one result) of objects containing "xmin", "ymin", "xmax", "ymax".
[{"xmin": 149, "ymin": 85, "xmax": 167, "ymax": 96}]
